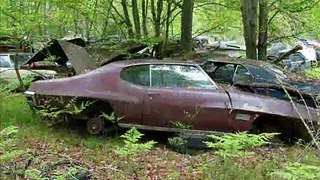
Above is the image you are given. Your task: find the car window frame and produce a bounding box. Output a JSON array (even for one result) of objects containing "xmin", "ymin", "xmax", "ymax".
[
  {"xmin": 120, "ymin": 64, "xmax": 151, "ymax": 87},
  {"xmin": 213, "ymin": 63, "xmax": 236, "ymax": 84},
  {"xmin": 233, "ymin": 64, "xmax": 254, "ymax": 84},
  {"xmin": 149, "ymin": 64, "xmax": 218, "ymax": 90},
  {"xmin": 121, "ymin": 63, "xmax": 219, "ymax": 90}
]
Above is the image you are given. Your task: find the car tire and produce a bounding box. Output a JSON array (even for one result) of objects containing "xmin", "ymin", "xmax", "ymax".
[{"xmin": 87, "ymin": 117, "xmax": 105, "ymax": 135}]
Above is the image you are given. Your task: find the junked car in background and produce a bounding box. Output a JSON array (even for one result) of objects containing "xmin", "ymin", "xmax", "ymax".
[
  {"xmin": 0, "ymin": 53, "xmax": 57, "ymax": 83},
  {"xmin": 25, "ymin": 59, "xmax": 319, "ymax": 140},
  {"xmin": 268, "ymin": 42, "xmax": 318, "ymax": 70},
  {"xmin": 24, "ymin": 38, "xmax": 97, "ymax": 76}
]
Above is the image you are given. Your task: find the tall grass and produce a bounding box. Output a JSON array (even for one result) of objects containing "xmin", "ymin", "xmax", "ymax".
[{"xmin": 0, "ymin": 92, "xmax": 35, "ymax": 128}]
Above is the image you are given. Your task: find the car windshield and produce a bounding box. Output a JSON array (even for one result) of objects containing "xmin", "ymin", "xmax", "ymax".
[
  {"xmin": 0, "ymin": 55, "xmax": 12, "ymax": 68},
  {"xmin": 0, "ymin": 54, "xmax": 31, "ymax": 68}
]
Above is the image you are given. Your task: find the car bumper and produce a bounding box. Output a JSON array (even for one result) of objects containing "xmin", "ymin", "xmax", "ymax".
[{"xmin": 25, "ymin": 91, "xmax": 37, "ymax": 108}]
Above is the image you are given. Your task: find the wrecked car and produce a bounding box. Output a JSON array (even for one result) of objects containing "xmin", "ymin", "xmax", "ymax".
[
  {"xmin": 0, "ymin": 53, "xmax": 57, "ymax": 83},
  {"xmin": 24, "ymin": 38, "xmax": 97, "ymax": 76},
  {"xmin": 201, "ymin": 58, "xmax": 320, "ymax": 98},
  {"xmin": 25, "ymin": 59, "xmax": 319, "ymax": 140},
  {"xmin": 267, "ymin": 42, "xmax": 317, "ymax": 70}
]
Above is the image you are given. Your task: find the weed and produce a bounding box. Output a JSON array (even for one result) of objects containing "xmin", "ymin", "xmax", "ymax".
[
  {"xmin": 271, "ymin": 162, "xmax": 320, "ymax": 180},
  {"xmin": 168, "ymin": 136, "xmax": 188, "ymax": 153},
  {"xmin": 101, "ymin": 112, "xmax": 124, "ymax": 135},
  {"xmin": 204, "ymin": 132, "xmax": 279, "ymax": 158},
  {"xmin": 115, "ymin": 127, "xmax": 157, "ymax": 157}
]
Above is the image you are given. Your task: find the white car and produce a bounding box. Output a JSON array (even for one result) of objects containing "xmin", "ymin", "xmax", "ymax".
[{"xmin": 0, "ymin": 53, "xmax": 57, "ymax": 82}]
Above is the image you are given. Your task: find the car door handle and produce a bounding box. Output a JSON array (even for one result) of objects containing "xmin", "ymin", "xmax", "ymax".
[{"xmin": 147, "ymin": 92, "xmax": 160, "ymax": 99}]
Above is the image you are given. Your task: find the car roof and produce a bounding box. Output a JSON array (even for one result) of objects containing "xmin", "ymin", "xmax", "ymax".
[
  {"xmin": 109, "ymin": 59, "xmax": 199, "ymax": 67},
  {"xmin": 206, "ymin": 58, "xmax": 270, "ymax": 67}
]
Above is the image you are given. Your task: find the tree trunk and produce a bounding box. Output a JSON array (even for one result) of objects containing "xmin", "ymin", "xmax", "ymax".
[
  {"xmin": 43, "ymin": 2, "xmax": 48, "ymax": 36},
  {"xmin": 13, "ymin": 57, "xmax": 25, "ymax": 91},
  {"xmin": 121, "ymin": 0, "xmax": 134, "ymax": 38},
  {"xmin": 132, "ymin": 0, "xmax": 141, "ymax": 38},
  {"xmin": 165, "ymin": 0, "xmax": 172, "ymax": 40},
  {"xmin": 101, "ymin": 0, "xmax": 114, "ymax": 38},
  {"xmin": 257, "ymin": 0, "xmax": 268, "ymax": 60},
  {"xmin": 181, "ymin": 0, "xmax": 194, "ymax": 53},
  {"xmin": 151, "ymin": 0, "xmax": 163, "ymax": 37},
  {"xmin": 142, "ymin": 0, "xmax": 148, "ymax": 37},
  {"xmin": 241, "ymin": 0, "xmax": 258, "ymax": 59}
]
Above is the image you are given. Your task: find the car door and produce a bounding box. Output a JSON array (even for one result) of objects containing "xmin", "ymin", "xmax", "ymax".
[
  {"xmin": 143, "ymin": 64, "xmax": 233, "ymax": 132},
  {"xmin": 117, "ymin": 64, "xmax": 150, "ymax": 125}
]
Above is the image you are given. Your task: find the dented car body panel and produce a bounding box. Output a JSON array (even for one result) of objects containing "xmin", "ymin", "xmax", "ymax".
[{"xmin": 26, "ymin": 59, "xmax": 319, "ymax": 137}]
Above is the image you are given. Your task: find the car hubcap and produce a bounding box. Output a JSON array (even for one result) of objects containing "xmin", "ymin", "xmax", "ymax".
[{"xmin": 87, "ymin": 118, "xmax": 104, "ymax": 135}]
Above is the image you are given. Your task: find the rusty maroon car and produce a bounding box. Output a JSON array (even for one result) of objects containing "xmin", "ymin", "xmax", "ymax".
[{"xmin": 25, "ymin": 59, "xmax": 319, "ymax": 139}]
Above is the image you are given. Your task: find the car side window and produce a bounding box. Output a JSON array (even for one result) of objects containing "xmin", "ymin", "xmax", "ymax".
[
  {"xmin": 246, "ymin": 65, "xmax": 276, "ymax": 83},
  {"xmin": 233, "ymin": 65, "xmax": 254, "ymax": 84},
  {"xmin": 213, "ymin": 64, "xmax": 235, "ymax": 84},
  {"xmin": 151, "ymin": 64, "xmax": 215, "ymax": 89},
  {"xmin": 120, "ymin": 65, "xmax": 150, "ymax": 86}
]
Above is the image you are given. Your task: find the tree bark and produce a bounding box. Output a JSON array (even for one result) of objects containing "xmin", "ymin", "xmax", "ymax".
[
  {"xmin": 142, "ymin": 0, "xmax": 148, "ymax": 37},
  {"xmin": 151, "ymin": 0, "xmax": 163, "ymax": 37},
  {"xmin": 132, "ymin": 0, "xmax": 141, "ymax": 38},
  {"xmin": 165, "ymin": 0, "xmax": 172, "ymax": 40},
  {"xmin": 257, "ymin": 0, "xmax": 268, "ymax": 60},
  {"xmin": 121, "ymin": 0, "xmax": 134, "ymax": 38},
  {"xmin": 43, "ymin": 2, "xmax": 48, "ymax": 36},
  {"xmin": 241, "ymin": 0, "xmax": 258, "ymax": 59},
  {"xmin": 181, "ymin": 0, "xmax": 194, "ymax": 53}
]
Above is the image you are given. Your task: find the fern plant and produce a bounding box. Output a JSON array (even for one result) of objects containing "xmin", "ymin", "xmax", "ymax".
[
  {"xmin": 115, "ymin": 127, "xmax": 157, "ymax": 157},
  {"xmin": 204, "ymin": 132, "xmax": 279, "ymax": 158},
  {"xmin": 101, "ymin": 112, "xmax": 124, "ymax": 135},
  {"xmin": 37, "ymin": 98, "xmax": 93, "ymax": 125}
]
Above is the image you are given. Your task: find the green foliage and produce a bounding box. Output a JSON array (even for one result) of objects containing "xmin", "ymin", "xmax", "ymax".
[
  {"xmin": 304, "ymin": 68, "xmax": 320, "ymax": 79},
  {"xmin": 168, "ymin": 136, "xmax": 188, "ymax": 153},
  {"xmin": 204, "ymin": 132, "xmax": 279, "ymax": 158},
  {"xmin": 43, "ymin": 55, "xmax": 57, "ymax": 62},
  {"xmin": 101, "ymin": 112, "xmax": 124, "ymax": 124},
  {"xmin": 24, "ymin": 169, "xmax": 42, "ymax": 180},
  {"xmin": 0, "ymin": 74, "xmax": 36, "ymax": 92},
  {"xmin": 53, "ymin": 165, "xmax": 88, "ymax": 180},
  {"xmin": 37, "ymin": 98, "xmax": 93, "ymax": 125},
  {"xmin": 115, "ymin": 127, "xmax": 157, "ymax": 157},
  {"xmin": 271, "ymin": 162, "xmax": 320, "ymax": 180},
  {"xmin": 171, "ymin": 121, "xmax": 192, "ymax": 129},
  {"xmin": 0, "ymin": 126, "xmax": 28, "ymax": 174}
]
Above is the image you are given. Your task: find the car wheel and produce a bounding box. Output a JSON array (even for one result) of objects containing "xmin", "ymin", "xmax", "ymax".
[{"xmin": 87, "ymin": 117, "xmax": 105, "ymax": 135}]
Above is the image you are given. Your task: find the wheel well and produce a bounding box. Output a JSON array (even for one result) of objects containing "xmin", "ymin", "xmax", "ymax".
[
  {"xmin": 78, "ymin": 99, "xmax": 114, "ymax": 118},
  {"xmin": 252, "ymin": 114, "xmax": 310, "ymax": 141}
]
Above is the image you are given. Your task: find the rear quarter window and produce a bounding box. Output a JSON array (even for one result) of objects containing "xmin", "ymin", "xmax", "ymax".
[{"xmin": 120, "ymin": 65, "xmax": 150, "ymax": 86}]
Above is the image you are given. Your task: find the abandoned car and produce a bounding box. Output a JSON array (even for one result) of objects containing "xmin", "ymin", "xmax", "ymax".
[
  {"xmin": 0, "ymin": 53, "xmax": 57, "ymax": 83},
  {"xmin": 24, "ymin": 38, "xmax": 97, "ymax": 76},
  {"xmin": 25, "ymin": 59, "xmax": 319, "ymax": 140}
]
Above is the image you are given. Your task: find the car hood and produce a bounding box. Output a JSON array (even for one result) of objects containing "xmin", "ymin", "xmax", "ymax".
[{"xmin": 25, "ymin": 39, "xmax": 97, "ymax": 74}]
